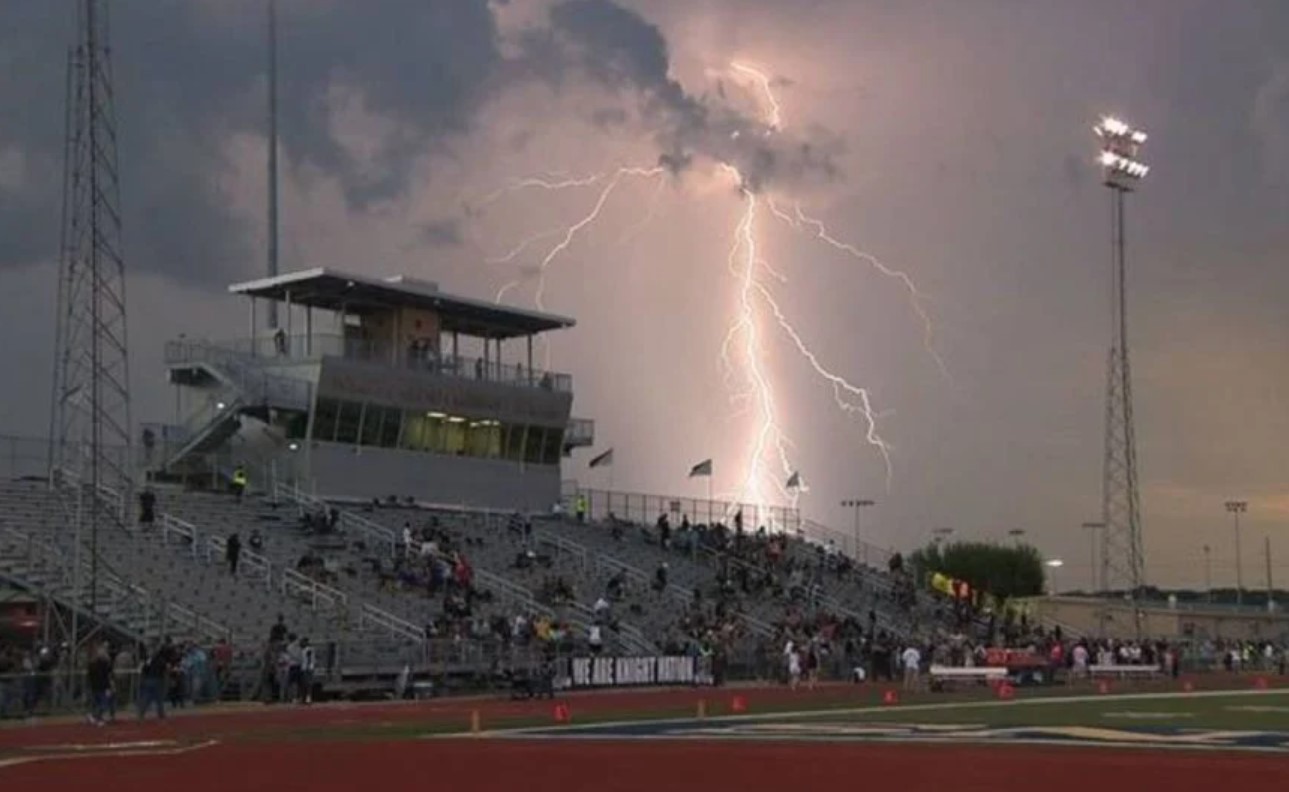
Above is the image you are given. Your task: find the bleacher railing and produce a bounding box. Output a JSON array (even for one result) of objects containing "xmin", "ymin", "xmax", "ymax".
[
  {"xmin": 0, "ymin": 524, "xmax": 232, "ymax": 646},
  {"xmin": 204, "ymin": 534, "xmax": 273, "ymax": 590},
  {"xmin": 281, "ymin": 567, "xmax": 349, "ymax": 612},
  {"xmin": 534, "ymin": 530, "xmax": 588, "ymax": 569},
  {"xmin": 358, "ymin": 603, "xmax": 424, "ymax": 643},
  {"xmin": 166, "ymin": 334, "xmax": 573, "ymax": 393},
  {"xmin": 273, "ymin": 482, "xmax": 398, "ymax": 558},
  {"xmin": 798, "ymin": 517, "xmax": 894, "ymax": 571},
  {"xmin": 565, "ymin": 485, "xmax": 802, "ymax": 535}
]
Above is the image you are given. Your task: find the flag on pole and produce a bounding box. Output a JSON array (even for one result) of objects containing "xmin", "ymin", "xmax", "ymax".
[
  {"xmin": 589, "ymin": 448, "xmax": 614, "ymax": 468},
  {"xmin": 785, "ymin": 471, "xmax": 802, "ymax": 489},
  {"xmin": 688, "ymin": 459, "xmax": 713, "ymax": 478}
]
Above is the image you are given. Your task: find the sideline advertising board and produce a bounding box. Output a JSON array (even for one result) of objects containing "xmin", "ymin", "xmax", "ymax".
[{"xmin": 561, "ymin": 655, "xmax": 714, "ymax": 689}]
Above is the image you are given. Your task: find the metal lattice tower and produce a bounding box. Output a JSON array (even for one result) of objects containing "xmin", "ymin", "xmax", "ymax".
[
  {"xmin": 50, "ymin": 0, "xmax": 133, "ymax": 617},
  {"xmin": 1094, "ymin": 117, "xmax": 1149, "ymax": 605}
]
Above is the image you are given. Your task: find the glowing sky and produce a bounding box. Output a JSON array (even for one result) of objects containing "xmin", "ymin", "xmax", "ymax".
[{"xmin": 2, "ymin": 0, "xmax": 1289, "ymax": 589}]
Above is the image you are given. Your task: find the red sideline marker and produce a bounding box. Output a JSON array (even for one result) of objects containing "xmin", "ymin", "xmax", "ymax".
[
  {"xmin": 553, "ymin": 703, "xmax": 571, "ymax": 723},
  {"xmin": 1255, "ymin": 676, "xmax": 1270, "ymax": 690},
  {"xmin": 731, "ymin": 695, "xmax": 747, "ymax": 713},
  {"xmin": 882, "ymin": 689, "xmax": 899, "ymax": 706},
  {"xmin": 1182, "ymin": 680, "xmax": 1195, "ymax": 693},
  {"xmin": 1097, "ymin": 679, "xmax": 1111, "ymax": 695},
  {"xmin": 996, "ymin": 683, "xmax": 1015, "ymax": 700}
]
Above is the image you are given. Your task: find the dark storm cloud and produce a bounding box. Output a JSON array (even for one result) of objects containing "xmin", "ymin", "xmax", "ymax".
[
  {"xmin": 0, "ymin": 0, "xmax": 501, "ymax": 283},
  {"xmin": 419, "ymin": 217, "xmax": 463, "ymax": 247},
  {"xmin": 539, "ymin": 0, "xmax": 842, "ymax": 191}
]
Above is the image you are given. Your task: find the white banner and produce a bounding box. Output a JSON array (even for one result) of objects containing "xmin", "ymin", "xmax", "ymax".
[{"xmin": 564, "ymin": 655, "xmax": 713, "ymax": 689}]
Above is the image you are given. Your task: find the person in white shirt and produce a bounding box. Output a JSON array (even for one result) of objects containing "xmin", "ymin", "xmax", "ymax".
[
  {"xmin": 901, "ymin": 645, "xmax": 922, "ymax": 691},
  {"xmin": 298, "ymin": 638, "xmax": 316, "ymax": 704},
  {"xmin": 784, "ymin": 640, "xmax": 801, "ymax": 689},
  {"xmin": 588, "ymin": 625, "xmax": 603, "ymax": 654},
  {"xmin": 1070, "ymin": 643, "xmax": 1089, "ymax": 684}
]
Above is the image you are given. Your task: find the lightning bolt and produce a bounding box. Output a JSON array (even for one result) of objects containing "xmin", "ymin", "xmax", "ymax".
[
  {"xmin": 489, "ymin": 166, "xmax": 665, "ymax": 309},
  {"xmin": 475, "ymin": 59, "xmax": 936, "ymax": 518},
  {"xmin": 768, "ymin": 198, "xmax": 949, "ymax": 379},
  {"xmin": 731, "ymin": 61, "xmax": 783, "ymax": 131}
]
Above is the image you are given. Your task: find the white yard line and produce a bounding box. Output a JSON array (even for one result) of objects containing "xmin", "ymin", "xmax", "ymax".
[
  {"xmin": 0, "ymin": 739, "xmax": 219, "ymax": 771},
  {"xmin": 468, "ymin": 687, "xmax": 1289, "ymax": 738}
]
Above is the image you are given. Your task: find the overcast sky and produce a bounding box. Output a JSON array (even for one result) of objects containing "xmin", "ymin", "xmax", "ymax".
[{"xmin": 2, "ymin": 0, "xmax": 1288, "ymax": 589}]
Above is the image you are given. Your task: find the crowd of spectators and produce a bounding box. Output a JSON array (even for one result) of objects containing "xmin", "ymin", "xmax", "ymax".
[{"xmin": 0, "ymin": 635, "xmax": 233, "ymax": 721}]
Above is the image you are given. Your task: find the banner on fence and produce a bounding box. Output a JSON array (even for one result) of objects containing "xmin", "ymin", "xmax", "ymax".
[{"xmin": 563, "ymin": 655, "xmax": 714, "ymax": 689}]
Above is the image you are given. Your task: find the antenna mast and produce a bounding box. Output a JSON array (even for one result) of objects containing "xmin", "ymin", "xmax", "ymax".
[
  {"xmin": 51, "ymin": 0, "xmax": 134, "ymax": 627},
  {"xmin": 267, "ymin": 0, "xmax": 280, "ymax": 328}
]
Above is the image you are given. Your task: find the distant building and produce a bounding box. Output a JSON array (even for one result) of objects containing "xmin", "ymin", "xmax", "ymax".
[{"xmin": 145, "ymin": 268, "xmax": 593, "ymax": 510}]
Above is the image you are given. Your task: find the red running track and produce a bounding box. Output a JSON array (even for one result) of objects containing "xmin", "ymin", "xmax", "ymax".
[
  {"xmin": 0, "ymin": 683, "xmax": 855, "ymax": 749},
  {"xmin": 3, "ymin": 739, "xmax": 1288, "ymax": 792}
]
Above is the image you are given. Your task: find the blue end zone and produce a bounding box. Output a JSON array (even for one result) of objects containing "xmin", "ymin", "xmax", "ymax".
[{"xmin": 503, "ymin": 718, "xmax": 1289, "ymax": 753}]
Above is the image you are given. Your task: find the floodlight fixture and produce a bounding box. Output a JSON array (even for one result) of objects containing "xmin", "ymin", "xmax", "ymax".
[{"xmin": 1095, "ymin": 115, "xmax": 1150, "ymax": 191}]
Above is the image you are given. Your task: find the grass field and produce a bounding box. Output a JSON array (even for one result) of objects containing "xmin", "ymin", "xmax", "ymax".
[{"xmin": 788, "ymin": 688, "xmax": 1289, "ymax": 731}]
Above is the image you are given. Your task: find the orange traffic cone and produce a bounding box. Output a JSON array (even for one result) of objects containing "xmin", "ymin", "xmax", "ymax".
[
  {"xmin": 730, "ymin": 695, "xmax": 747, "ymax": 713},
  {"xmin": 882, "ymin": 689, "xmax": 899, "ymax": 706},
  {"xmin": 553, "ymin": 703, "xmax": 571, "ymax": 723},
  {"xmin": 996, "ymin": 683, "xmax": 1015, "ymax": 700}
]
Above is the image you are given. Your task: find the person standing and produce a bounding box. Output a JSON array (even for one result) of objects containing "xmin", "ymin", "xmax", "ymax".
[
  {"xmin": 231, "ymin": 465, "xmax": 248, "ymax": 502},
  {"xmin": 298, "ymin": 638, "xmax": 316, "ymax": 705},
  {"xmin": 226, "ymin": 533, "xmax": 242, "ymax": 576},
  {"xmin": 86, "ymin": 643, "xmax": 115, "ymax": 725},
  {"xmin": 901, "ymin": 644, "xmax": 922, "ymax": 692},
  {"xmin": 138, "ymin": 489, "xmax": 156, "ymax": 529},
  {"xmin": 138, "ymin": 642, "xmax": 169, "ymax": 720}
]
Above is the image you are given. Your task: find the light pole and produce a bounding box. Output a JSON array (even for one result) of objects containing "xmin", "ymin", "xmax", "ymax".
[
  {"xmin": 1094, "ymin": 115, "xmax": 1149, "ymax": 600},
  {"xmin": 1202, "ymin": 544, "xmax": 1212, "ymax": 603},
  {"xmin": 841, "ymin": 498, "xmax": 874, "ymax": 564},
  {"xmin": 1044, "ymin": 558, "xmax": 1065, "ymax": 595},
  {"xmin": 1225, "ymin": 500, "xmax": 1247, "ymax": 606},
  {"xmin": 1082, "ymin": 521, "xmax": 1105, "ymax": 592}
]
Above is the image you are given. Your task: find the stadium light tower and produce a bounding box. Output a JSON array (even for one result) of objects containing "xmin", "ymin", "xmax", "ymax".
[
  {"xmin": 50, "ymin": 0, "xmax": 134, "ymax": 654},
  {"xmin": 1224, "ymin": 500, "xmax": 1247, "ymax": 606},
  {"xmin": 1094, "ymin": 115, "xmax": 1149, "ymax": 609}
]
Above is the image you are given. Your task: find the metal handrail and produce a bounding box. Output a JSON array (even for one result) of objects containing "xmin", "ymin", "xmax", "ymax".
[
  {"xmin": 595, "ymin": 553, "xmax": 651, "ymax": 586},
  {"xmin": 474, "ymin": 568, "xmax": 555, "ymax": 618},
  {"xmin": 204, "ymin": 534, "xmax": 273, "ymax": 589},
  {"xmin": 274, "ymin": 481, "xmax": 398, "ymax": 557},
  {"xmin": 281, "ymin": 566, "xmax": 349, "ymax": 611},
  {"xmin": 0, "ymin": 525, "xmax": 231, "ymax": 645},
  {"xmin": 167, "ymin": 334, "xmax": 573, "ymax": 393},
  {"xmin": 159, "ymin": 513, "xmax": 199, "ymax": 558},
  {"xmin": 534, "ymin": 529, "xmax": 588, "ymax": 568},
  {"xmin": 358, "ymin": 603, "xmax": 425, "ymax": 643}
]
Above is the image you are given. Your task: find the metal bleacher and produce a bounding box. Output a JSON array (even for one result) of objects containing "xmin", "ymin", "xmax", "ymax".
[{"xmin": 0, "ymin": 478, "xmax": 421, "ymax": 675}]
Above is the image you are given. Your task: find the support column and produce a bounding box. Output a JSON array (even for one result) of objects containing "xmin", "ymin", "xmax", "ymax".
[
  {"xmin": 526, "ymin": 335, "xmax": 534, "ymax": 384},
  {"xmin": 250, "ymin": 298, "xmax": 258, "ymax": 357},
  {"xmin": 305, "ymin": 306, "xmax": 313, "ymax": 356}
]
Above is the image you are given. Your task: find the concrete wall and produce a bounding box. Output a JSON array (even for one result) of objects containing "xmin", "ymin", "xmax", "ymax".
[
  {"xmin": 1028, "ymin": 596, "xmax": 1289, "ymax": 641},
  {"xmin": 307, "ymin": 442, "xmax": 559, "ymax": 511}
]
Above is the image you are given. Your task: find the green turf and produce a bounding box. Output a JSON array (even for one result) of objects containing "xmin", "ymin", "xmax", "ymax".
[{"xmin": 790, "ymin": 690, "xmax": 1289, "ymax": 732}]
